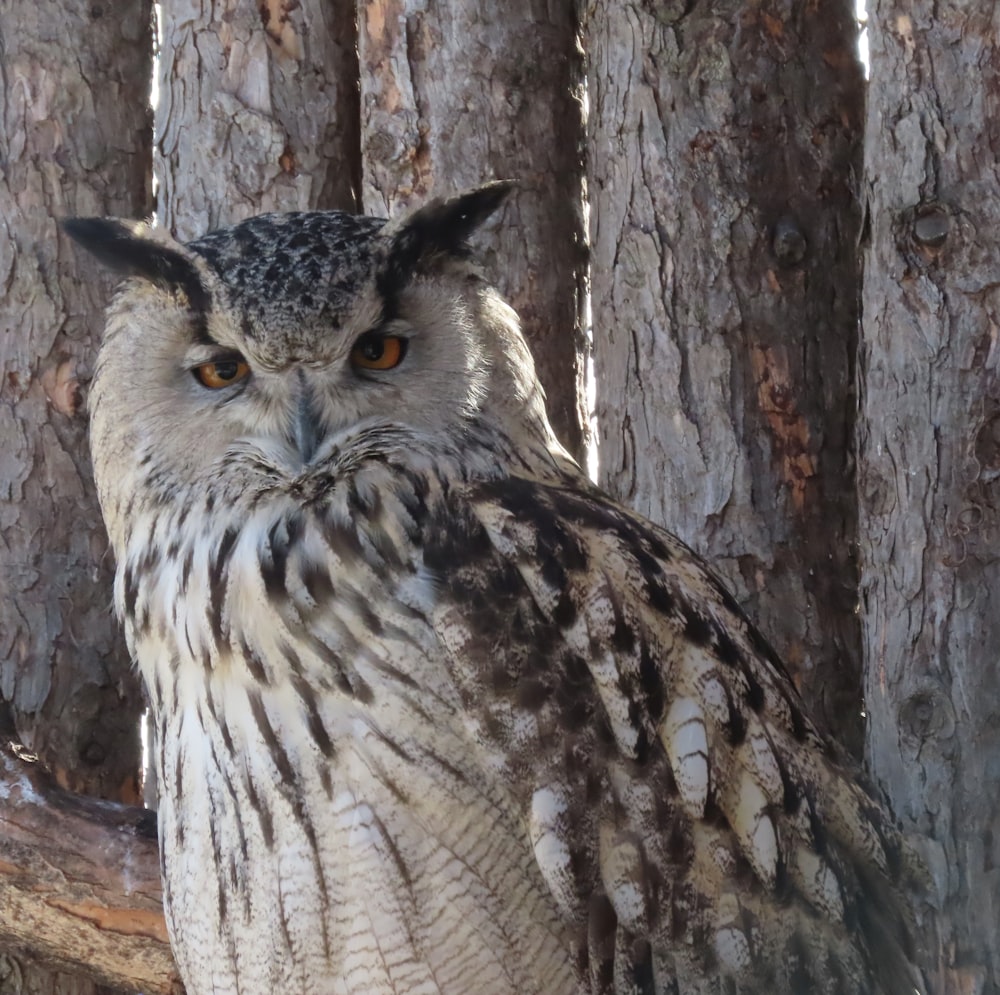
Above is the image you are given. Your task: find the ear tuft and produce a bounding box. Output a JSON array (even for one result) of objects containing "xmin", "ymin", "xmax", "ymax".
[
  {"xmin": 381, "ymin": 181, "xmax": 516, "ymax": 294},
  {"xmin": 61, "ymin": 218, "xmax": 209, "ymax": 311},
  {"xmin": 395, "ymin": 181, "xmax": 517, "ymax": 254}
]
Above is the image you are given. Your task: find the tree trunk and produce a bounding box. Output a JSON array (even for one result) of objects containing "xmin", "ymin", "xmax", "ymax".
[
  {"xmin": 859, "ymin": 4, "xmax": 1000, "ymax": 991},
  {"xmin": 0, "ymin": 720, "xmax": 180, "ymax": 995},
  {"xmin": 358, "ymin": 0, "xmax": 588, "ymax": 463},
  {"xmin": 585, "ymin": 0, "xmax": 866, "ymax": 751},
  {"xmin": 0, "ymin": 0, "xmax": 152, "ymax": 989},
  {"xmin": 156, "ymin": 0, "xmax": 361, "ymax": 242}
]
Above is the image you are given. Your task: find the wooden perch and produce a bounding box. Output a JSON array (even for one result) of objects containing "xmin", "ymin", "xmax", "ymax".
[{"xmin": 0, "ymin": 730, "xmax": 183, "ymax": 994}]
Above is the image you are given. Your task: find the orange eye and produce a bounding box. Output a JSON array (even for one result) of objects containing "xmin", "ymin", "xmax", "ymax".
[
  {"xmin": 350, "ymin": 334, "xmax": 407, "ymax": 371},
  {"xmin": 193, "ymin": 359, "xmax": 251, "ymax": 389}
]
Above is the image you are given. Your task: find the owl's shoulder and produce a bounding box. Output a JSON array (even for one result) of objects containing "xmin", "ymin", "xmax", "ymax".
[{"xmin": 416, "ymin": 472, "xmax": 922, "ymax": 994}]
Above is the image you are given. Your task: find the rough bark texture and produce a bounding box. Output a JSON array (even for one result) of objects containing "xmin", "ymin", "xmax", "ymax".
[
  {"xmin": 859, "ymin": 4, "xmax": 1000, "ymax": 992},
  {"xmin": 157, "ymin": 0, "xmax": 361, "ymax": 242},
  {"xmin": 0, "ymin": 721, "xmax": 180, "ymax": 995},
  {"xmin": 0, "ymin": 1, "xmax": 153, "ymax": 990},
  {"xmin": 0, "ymin": 0, "xmax": 149, "ymax": 799},
  {"xmin": 585, "ymin": 1, "xmax": 866, "ymax": 751},
  {"xmin": 358, "ymin": 0, "xmax": 588, "ymax": 463}
]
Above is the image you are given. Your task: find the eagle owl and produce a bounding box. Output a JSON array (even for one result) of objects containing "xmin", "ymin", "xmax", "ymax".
[{"xmin": 66, "ymin": 184, "xmax": 923, "ymax": 995}]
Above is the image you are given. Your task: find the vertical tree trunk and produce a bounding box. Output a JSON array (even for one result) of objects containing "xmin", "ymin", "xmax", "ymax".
[
  {"xmin": 358, "ymin": 0, "xmax": 588, "ymax": 463},
  {"xmin": 585, "ymin": 1, "xmax": 866, "ymax": 750},
  {"xmin": 157, "ymin": 0, "xmax": 361, "ymax": 242},
  {"xmin": 0, "ymin": 0, "xmax": 152, "ymax": 989},
  {"xmin": 859, "ymin": 4, "xmax": 1000, "ymax": 991}
]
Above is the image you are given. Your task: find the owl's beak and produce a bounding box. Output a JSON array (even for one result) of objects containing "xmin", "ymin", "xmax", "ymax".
[{"xmin": 291, "ymin": 374, "xmax": 323, "ymax": 464}]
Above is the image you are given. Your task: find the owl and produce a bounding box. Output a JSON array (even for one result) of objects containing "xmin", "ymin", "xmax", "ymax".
[{"xmin": 66, "ymin": 184, "xmax": 924, "ymax": 995}]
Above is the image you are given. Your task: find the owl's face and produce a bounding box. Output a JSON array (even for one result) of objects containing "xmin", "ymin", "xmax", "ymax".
[{"xmin": 68, "ymin": 184, "xmax": 558, "ymax": 549}]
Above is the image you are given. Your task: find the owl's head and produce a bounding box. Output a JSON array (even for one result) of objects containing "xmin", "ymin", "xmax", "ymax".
[{"xmin": 66, "ymin": 184, "xmax": 567, "ymax": 541}]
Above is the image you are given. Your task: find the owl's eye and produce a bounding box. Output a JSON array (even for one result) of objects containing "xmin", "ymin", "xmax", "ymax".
[
  {"xmin": 193, "ymin": 358, "xmax": 251, "ymax": 389},
  {"xmin": 350, "ymin": 334, "xmax": 408, "ymax": 372}
]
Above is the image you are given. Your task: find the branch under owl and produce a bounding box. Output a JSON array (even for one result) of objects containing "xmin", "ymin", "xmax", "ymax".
[{"xmin": 0, "ymin": 726, "xmax": 182, "ymax": 995}]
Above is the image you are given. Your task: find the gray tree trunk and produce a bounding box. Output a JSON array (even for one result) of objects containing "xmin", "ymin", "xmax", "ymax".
[
  {"xmin": 585, "ymin": 1, "xmax": 866, "ymax": 751},
  {"xmin": 358, "ymin": 0, "xmax": 588, "ymax": 463},
  {"xmin": 859, "ymin": 3, "xmax": 1000, "ymax": 991},
  {"xmin": 156, "ymin": 0, "xmax": 360, "ymax": 242},
  {"xmin": 0, "ymin": 0, "xmax": 152, "ymax": 990}
]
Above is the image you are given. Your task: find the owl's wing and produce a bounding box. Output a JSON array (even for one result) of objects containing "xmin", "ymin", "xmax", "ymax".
[{"xmin": 427, "ymin": 474, "xmax": 923, "ymax": 995}]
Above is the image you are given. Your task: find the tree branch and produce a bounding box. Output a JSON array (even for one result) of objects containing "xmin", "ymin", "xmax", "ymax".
[{"xmin": 0, "ymin": 727, "xmax": 182, "ymax": 994}]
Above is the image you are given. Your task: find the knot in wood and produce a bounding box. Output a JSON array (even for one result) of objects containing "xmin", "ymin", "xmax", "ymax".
[
  {"xmin": 772, "ymin": 217, "xmax": 807, "ymax": 267},
  {"xmin": 81, "ymin": 739, "xmax": 107, "ymax": 765},
  {"xmin": 898, "ymin": 686, "xmax": 955, "ymax": 746},
  {"xmin": 911, "ymin": 203, "xmax": 951, "ymax": 248}
]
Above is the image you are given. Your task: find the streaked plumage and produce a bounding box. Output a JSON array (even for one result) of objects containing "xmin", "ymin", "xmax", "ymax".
[{"xmin": 67, "ymin": 184, "xmax": 923, "ymax": 995}]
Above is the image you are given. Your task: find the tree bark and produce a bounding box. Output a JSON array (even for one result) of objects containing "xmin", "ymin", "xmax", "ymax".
[
  {"xmin": 0, "ymin": 1, "xmax": 153, "ymax": 989},
  {"xmin": 0, "ymin": 0, "xmax": 150, "ymax": 799},
  {"xmin": 156, "ymin": 0, "xmax": 361, "ymax": 242},
  {"xmin": 358, "ymin": 0, "xmax": 588, "ymax": 463},
  {"xmin": 585, "ymin": 1, "xmax": 866, "ymax": 751},
  {"xmin": 0, "ymin": 721, "xmax": 180, "ymax": 995},
  {"xmin": 859, "ymin": 3, "xmax": 1000, "ymax": 991}
]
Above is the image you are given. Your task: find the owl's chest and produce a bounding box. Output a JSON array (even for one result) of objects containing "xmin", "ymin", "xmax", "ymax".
[
  {"xmin": 130, "ymin": 518, "xmax": 578, "ymax": 995},
  {"xmin": 148, "ymin": 663, "xmax": 576, "ymax": 995}
]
